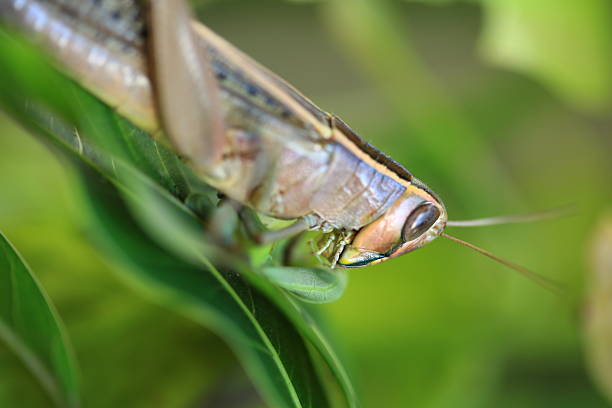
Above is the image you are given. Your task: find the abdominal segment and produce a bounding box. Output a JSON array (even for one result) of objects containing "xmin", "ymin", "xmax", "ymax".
[{"xmin": 209, "ymin": 90, "xmax": 405, "ymax": 230}]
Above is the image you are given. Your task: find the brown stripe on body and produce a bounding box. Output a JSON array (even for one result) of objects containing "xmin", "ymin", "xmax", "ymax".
[
  {"xmin": 2, "ymin": 0, "xmax": 413, "ymax": 232},
  {"xmin": 309, "ymin": 143, "xmax": 406, "ymax": 229},
  {"xmin": 331, "ymin": 115, "xmax": 413, "ymax": 183}
]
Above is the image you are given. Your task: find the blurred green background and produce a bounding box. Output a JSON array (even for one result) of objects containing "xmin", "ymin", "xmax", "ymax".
[{"xmin": 1, "ymin": 0, "xmax": 612, "ymax": 406}]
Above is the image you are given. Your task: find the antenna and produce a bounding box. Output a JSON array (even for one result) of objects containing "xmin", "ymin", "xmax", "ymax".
[
  {"xmin": 446, "ymin": 205, "xmax": 575, "ymax": 228},
  {"xmin": 441, "ymin": 232, "xmax": 564, "ymax": 296}
]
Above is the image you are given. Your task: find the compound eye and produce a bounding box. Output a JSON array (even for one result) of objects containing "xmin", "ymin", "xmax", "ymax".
[{"xmin": 402, "ymin": 203, "xmax": 440, "ymax": 242}]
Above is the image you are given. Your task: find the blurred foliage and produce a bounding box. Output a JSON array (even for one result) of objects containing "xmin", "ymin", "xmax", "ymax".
[
  {"xmin": 586, "ymin": 216, "xmax": 612, "ymax": 402},
  {"xmin": 1, "ymin": 0, "xmax": 612, "ymax": 407},
  {"xmin": 0, "ymin": 232, "xmax": 78, "ymax": 407},
  {"xmin": 479, "ymin": 0, "xmax": 612, "ymax": 113}
]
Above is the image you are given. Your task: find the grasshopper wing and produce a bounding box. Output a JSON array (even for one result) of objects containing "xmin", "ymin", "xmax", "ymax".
[{"xmin": 149, "ymin": 0, "xmax": 226, "ymax": 174}]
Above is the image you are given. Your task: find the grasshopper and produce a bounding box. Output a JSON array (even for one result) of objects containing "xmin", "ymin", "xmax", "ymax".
[{"xmin": 0, "ymin": 0, "xmax": 563, "ymax": 293}]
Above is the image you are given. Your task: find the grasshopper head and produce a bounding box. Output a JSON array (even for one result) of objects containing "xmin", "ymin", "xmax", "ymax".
[{"xmin": 337, "ymin": 180, "xmax": 446, "ymax": 267}]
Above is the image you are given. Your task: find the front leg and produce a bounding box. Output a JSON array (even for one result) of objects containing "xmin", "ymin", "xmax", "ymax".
[
  {"xmin": 238, "ymin": 207, "xmax": 312, "ymax": 245},
  {"xmin": 148, "ymin": 0, "xmax": 226, "ymax": 179}
]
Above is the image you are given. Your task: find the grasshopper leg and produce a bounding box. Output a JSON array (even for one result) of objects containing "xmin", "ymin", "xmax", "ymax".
[
  {"xmin": 207, "ymin": 198, "xmax": 241, "ymax": 247},
  {"xmin": 148, "ymin": 0, "xmax": 226, "ymax": 179},
  {"xmin": 254, "ymin": 220, "xmax": 311, "ymax": 245},
  {"xmin": 239, "ymin": 208, "xmax": 310, "ymax": 245}
]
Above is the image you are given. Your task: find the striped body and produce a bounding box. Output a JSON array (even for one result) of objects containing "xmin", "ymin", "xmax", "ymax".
[{"xmin": 1, "ymin": 0, "xmax": 419, "ymax": 231}]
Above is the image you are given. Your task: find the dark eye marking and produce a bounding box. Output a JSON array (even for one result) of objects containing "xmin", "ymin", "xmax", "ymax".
[{"xmin": 402, "ymin": 203, "xmax": 440, "ymax": 242}]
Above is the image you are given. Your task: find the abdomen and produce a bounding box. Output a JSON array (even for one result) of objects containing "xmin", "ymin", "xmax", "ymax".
[
  {"xmin": 0, "ymin": 0, "xmax": 158, "ymax": 131},
  {"xmin": 1, "ymin": 0, "xmax": 406, "ymax": 231}
]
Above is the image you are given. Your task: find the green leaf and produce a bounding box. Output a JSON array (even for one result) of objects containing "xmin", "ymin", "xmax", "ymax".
[
  {"xmin": 111, "ymin": 160, "xmax": 357, "ymax": 406},
  {"xmin": 78, "ymin": 170, "xmax": 328, "ymax": 408},
  {"xmin": 110, "ymin": 159, "xmax": 358, "ymax": 407},
  {"xmin": 261, "ymin": 267, "xmax": 348, "ymax": 304},
  {"xmin": 479, "ymin": 0, "xmax": 612, "ymax": 112},
  {"xmin": 0, "ymin": 232, "xmax": 80, "ymax": 408},
  {"xmin": 114, "ymin": 163, "xmax": 220, "ymax": 266},
  {"xmin": 0, "ymin": 27, "xmax": 356, "ymax": 407}
]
